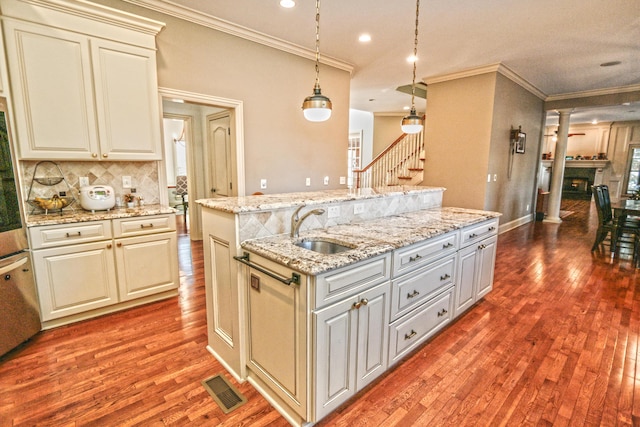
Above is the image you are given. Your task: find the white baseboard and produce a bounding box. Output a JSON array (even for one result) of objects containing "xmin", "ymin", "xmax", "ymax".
[{"xmin": 498, "ymin": 213, "xmax": 534, "ymax": 234}]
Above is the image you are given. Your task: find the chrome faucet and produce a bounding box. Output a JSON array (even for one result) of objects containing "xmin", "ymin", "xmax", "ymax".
[{"xmin": 290, "ymin": 205, "xmax": 325, "ymax": 238}]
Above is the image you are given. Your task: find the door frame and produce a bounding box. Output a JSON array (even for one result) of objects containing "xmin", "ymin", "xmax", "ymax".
[{"xmin": 158, "ymin": 87, "xmax": 246, "ymax": 197}]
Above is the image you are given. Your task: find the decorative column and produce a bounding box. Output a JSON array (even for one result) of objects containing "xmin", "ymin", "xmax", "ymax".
[{"xmin": 544, "ymin": 109, "xmax": 573, "ymax": 223}]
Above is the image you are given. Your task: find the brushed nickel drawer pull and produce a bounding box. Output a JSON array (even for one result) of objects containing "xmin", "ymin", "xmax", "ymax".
[
  {"xmin": 140, "ymin": 224, "xmax": 154, "ymax": 229},
  {"xmin": 440, "ymin": 273, "xmax": 451, "ymax": 281},
  {"xmin": 407, "ymin": 290, "xmax": 420, "ymax": 299},
  {"xmin": 469, "ymin": 233, "xmax": 477, "ymax": 238},
  {"xmin": 442, "ymin": 242, "xmax": 453, "ymax": 249},
  {"xmin": 409, "ymin": 254, "xmax": 422, "ymax": 262},
  {"xmin": 65, "ymin": 231, "xmax": 81, "ymax": 238},
  {"xmin": 404, "ymin": 330, "xmax": 417, "ymax": 340},
  {"xmin": 437, "ymin": 308, "xmax": 448, "ymax": 317},
  {"xmin": 488, "ymin": 226, "xmax": 496, "ymax": 231}
]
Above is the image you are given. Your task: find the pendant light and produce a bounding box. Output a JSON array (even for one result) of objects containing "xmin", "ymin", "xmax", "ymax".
[
  {"xmin": 302, "ymin": 0, "xmax": 332, "ymax": 122},
  {"xmin": 401, "ymin": 0, "xmax": 423, "ymax": 134}
]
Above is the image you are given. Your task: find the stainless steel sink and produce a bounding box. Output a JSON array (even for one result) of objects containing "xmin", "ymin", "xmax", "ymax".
[{"xmin": 295, "ymin": 239, "xmax": 354, "ymax": 254}]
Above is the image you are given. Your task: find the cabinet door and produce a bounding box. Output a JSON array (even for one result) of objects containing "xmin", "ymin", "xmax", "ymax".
[
  {"xmin": 246, "ymin": 262, "xmax": 307, "ymax": 418},
  {"xmin": 476, "ymin": 235, "xmax": 498, "ymax": 299},
  {"xmin": 32, "ymin": 241, "xmax": 117, "ymax": 321},
  {"xmin": 314, "ymin": 294, "xmax": 358, "ymax": 419},
  {"xmin": 114, "ymin": 231, "xmax": 178, "ymax": 301},
  {"xmin": 355, "ymin": 282, "xmax": 389, "ymax": 390},
  {"xmin": 3, "ymin": 20, "xmax": 99, "ymax": 159},
  {"xmin": 314, "ymin": 281, "xmax": 390, "ymax": 420},
  {"xmin": 91, "ymin": 39, "xmax": 161, "ymax": 160},
  {"xmin": 454, "ymin": 243, "xmax": 478, "ymax": 317}
]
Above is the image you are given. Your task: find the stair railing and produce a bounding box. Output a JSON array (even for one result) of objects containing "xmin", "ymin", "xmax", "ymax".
[{"xmin": 353, "ymin": 128, "xmax": 424, "ymax": 188}]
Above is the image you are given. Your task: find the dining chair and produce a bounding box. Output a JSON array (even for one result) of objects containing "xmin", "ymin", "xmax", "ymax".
[
  {"xmin": 592, "ymin": 185, "xmax": 640, "ymax": 265},
  {"xmin": 175, "ymin": 175, "xmax": 188, "ymax": 222}
]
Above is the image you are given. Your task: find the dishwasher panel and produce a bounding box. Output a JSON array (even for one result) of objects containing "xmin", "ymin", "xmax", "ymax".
[{"xmin": 0, "ymin": 252, "xmax": 41, "ymax": 356}]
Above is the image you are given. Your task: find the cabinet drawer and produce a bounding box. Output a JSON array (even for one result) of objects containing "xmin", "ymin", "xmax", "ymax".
[
  {"xmin": 29, "ymin": 220, "xmax": 112, "ymax": 249},
  {"xmin": 390, "ymin": 254, "xmax": 455, "ymax": 321},
  {"xmin": 461, "ymin": 218, "xmax": 498, "ymax": 248},
  {"xmin": 314, "ymin": 254, "xmax": 391, "ymax": 309},
  {"xmin": 393, "ymin": 231, "xmax": 458, "ymax": 276},
  {"xmin": 388, "ymin": 289, "xmax": 452, "ymax": 365},
  {"xmin": 112, "ymin": 214, "xmax": 176, "ymax": 237}
]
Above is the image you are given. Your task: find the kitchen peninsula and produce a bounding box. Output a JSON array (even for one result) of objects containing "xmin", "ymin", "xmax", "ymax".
[{"xmin": 197, "ymin": 186, "xmax": 501, "ymax": 426}]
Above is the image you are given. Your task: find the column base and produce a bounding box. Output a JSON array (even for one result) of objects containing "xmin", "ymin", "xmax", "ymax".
[{"xmin": 543, "ymin": 217, "xmax": 562, "ymax": 224}]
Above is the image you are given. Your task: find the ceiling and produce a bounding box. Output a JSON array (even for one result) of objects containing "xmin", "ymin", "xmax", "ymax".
[{"xmin": 140, "ymin": 0, "xmax": 640, "ymax": 123}]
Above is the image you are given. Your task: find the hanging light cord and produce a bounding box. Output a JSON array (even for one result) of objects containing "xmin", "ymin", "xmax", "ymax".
[
  {"xmin": 314, "ymin": 0, "xmax": 321, "ymax": 88},
  {"xmin": 410, "ymin": 0, "xmax": 420, "ymax": 110}
]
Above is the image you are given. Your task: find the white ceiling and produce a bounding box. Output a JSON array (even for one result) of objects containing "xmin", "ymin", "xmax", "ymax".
[{"xmin": 141, "ymin": 0, "xmax": 640, "ymax": 123}]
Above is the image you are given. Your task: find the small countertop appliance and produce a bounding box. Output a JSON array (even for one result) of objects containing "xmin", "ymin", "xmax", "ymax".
[{"xmin": 79, "ymin": 185, "xmax": 116, "ymax": 211}]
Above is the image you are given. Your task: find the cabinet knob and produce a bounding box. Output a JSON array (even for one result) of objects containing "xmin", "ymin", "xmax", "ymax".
[
  {"xmin": 117, "ymin": 242, "xmax": 122, "ymax": 247},
  {"xmin": 404, "ymin": 329, "xmax": 417, "ymax": 340},
  {"xmin": 102, "ymin": 153, "xmax": 108, "ymax": 158},
  {"xmin": 360, "ymin": 298, "xmax": 368, "ymax": 306},
  {"xmin": 352, "ymin": 301, "xmax": 362, "ymax": 309},
  {"xmin": 106, "ymin": 243, "xmax": 112, "ymax": 249},
  {"xmin": 92, "ymin": 153, "xmax": 98, "ymax": 158}
]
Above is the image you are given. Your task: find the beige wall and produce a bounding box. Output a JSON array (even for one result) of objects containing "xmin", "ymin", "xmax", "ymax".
[
  {"xmin": 97, "ymin": 0, "xmax": 352, "ymax": 196},
  {"xmin": 486, "ymin": 74, "xmax": 544, "ymax": 221},
  {"xmin": 423, "ymin": 71, "xmax": 545, "ymax": 224},
  {"xmin": 423, "ymin": 73, "xmax": 496, "ymax": 210},
  {"xmin": 372, "ymin": 114, "xmax": 405, "ymax": 159}
]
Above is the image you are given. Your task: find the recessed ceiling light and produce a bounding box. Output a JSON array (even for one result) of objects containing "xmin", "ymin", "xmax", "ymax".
[
  {"xmin": 622, "ymin": 102, "xmax": 631, "ymax": 106},
  {"xmin": 358, "ymin": 34, "xmax": 371, "ymax": 42},
  {"xmin": 600, "ymin": 61, "xmax": 621, "ymax": 67},
  {"xmin": 592, "ymin": 119, "xmax": 598, "ymax": 124},
  {"xmin": 279, "ymin": 0, "xmax": 295, "ymax": 8},
  {"xmin": 403, "ymin": 106, "xmax": 410, "ymax": 110},
  {"xmin": 406, "ymin": 54, "xmax": 418, "ymax": 63}
]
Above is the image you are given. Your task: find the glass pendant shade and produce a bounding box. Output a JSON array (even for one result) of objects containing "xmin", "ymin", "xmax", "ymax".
[
  {"xmin": 302, "ymin": 83, "xmax": 332, "ymax": 122},
  {"xmin": 401, "ymin": 107, "xmax": 423, "ymax": 134}
]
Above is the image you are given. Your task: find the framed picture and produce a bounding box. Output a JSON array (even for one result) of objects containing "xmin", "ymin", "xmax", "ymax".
[{"xmin": 515, "ymin": 131, "xmax": 526, "ymax": 154}]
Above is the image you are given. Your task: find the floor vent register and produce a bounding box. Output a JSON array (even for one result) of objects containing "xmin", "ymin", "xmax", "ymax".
[{"xmin": 201, "ymin": 374, "xmax": 247, "ymax": 414}]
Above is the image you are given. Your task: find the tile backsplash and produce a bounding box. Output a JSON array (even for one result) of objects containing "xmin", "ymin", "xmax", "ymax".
[{"xmin": 20, "ymin": 160, "xmax": 161, "ymax": 208}]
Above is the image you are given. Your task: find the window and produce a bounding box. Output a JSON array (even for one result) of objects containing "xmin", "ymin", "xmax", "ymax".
[{"xmin": 623, "ymin": 144, "xmax": 640, "ymax": 195}]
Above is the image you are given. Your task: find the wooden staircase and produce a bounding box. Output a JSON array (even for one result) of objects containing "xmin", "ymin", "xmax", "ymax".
[{"xmin": 353, "ymin": 128, "xmax": 425, "ymax": 188}]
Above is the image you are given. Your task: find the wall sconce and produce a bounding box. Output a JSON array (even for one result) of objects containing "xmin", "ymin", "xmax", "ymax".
[{"xmin": 510, "ymin": 126, "xmax": 526, "ymax": 154}]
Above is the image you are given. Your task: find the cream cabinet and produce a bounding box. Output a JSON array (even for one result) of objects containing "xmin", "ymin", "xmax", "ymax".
[
  {"xmin": 314, "ymin": 280, "xmax": 390, "ymax": 419},
  {"xmin": 29, "ymin": 214, "xmax": 178, "ymax": 328},
  {"xmin": 201, "ymin": 208, "xmax": 245, "ymax": 381},
  {"xmin": 454, "ymin": 219, "xmax": 499, "ymax": 317},
  {"xmin": 2, "ymin": 13, "xmax": 162, "ymax": 160}
]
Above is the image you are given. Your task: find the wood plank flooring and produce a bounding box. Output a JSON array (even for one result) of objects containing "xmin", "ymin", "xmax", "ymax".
[{"xmin": 1, "ymin": 203, "xmax": 639, "ymax": 426}]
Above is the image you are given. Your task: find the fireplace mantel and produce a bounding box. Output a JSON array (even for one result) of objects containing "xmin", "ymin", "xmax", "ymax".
[{"xmin": 541, "ymin": 160, "xmax": 610, "ymax": 169}]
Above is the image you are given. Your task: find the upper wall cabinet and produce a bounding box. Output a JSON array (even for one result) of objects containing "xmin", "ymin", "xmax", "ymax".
[{"xmin": 0, "ymin": 0, "xmax": 165, "ymax": 161}]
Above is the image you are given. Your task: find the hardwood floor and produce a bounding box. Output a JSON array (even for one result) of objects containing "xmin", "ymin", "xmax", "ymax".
[{"xmin": 1, "ymin": 203, "xmax": 639, "ymax": 426}]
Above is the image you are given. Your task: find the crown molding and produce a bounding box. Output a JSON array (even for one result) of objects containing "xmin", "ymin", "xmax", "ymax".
[
  {"xmin": 124, "ymin": 0, "xmax": 354, "ymax": 74},
  {"xmin": 8, "ymin": 0, "xmax": 165, "ymax": 35},
  {"xmin": 424, "ymin": 62, "xmax": 547, "ymax": 100},
  {"xmin": 545, "ymin": 84, "xmax": 640, "ymax": 102}
]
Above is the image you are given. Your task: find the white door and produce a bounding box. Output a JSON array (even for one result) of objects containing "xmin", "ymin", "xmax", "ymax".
[{"xmin": 207, "ymin": 114, "xmax": 232, "ymax": 197}]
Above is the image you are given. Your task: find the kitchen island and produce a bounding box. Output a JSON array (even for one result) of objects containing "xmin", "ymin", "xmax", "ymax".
[{"xmin": 197, "ymin": 187, "xmax": 501, "ymax": 426}]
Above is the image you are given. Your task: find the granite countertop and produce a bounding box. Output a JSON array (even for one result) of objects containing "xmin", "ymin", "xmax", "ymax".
[
  {"xmin": 196, "ymin": 185, "xmax": 445, "ymax": 213},
  {"xmin": 26, "ymin": 204, "xmax": 176, "ymax": 227},
  {"xmin": 241, "ymin": 207, "xmax": 501, "ymax": 275}
]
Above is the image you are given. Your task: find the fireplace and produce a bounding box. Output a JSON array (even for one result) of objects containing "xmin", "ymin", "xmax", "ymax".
[{"xmin": 562, "ymin": 168, "xmax": 596, "ymax": 200}]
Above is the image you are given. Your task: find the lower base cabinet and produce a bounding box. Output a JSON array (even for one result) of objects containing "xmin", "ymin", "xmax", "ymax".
[
  {"xmin": 314, "ymin": 280, "xmax": 390, "ymax": 419},
  {"xmin": 454, "ymin": 234, "xmax": 498, "ymax": 317},
  {"xmin": 30, "ymin": 214, "xmax": 179, "ymax": 327}
]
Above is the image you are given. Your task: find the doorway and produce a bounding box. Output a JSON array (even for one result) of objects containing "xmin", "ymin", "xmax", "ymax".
[{"xmin": 159, "ymin": 88, "xmax": 246, "ymax": 241}]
